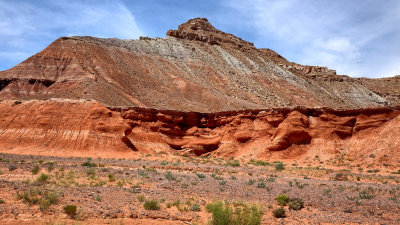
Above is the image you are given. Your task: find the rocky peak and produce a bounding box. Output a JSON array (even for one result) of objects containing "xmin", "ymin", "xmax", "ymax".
[{"xmin": 166, "ymin": 17, "xmax": 255, "ymax": 49}]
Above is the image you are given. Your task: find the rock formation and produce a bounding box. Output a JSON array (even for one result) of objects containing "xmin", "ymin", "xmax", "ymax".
[{"xmin": 0, "ymin": 18, "xmax": 399, "ymax": 165}]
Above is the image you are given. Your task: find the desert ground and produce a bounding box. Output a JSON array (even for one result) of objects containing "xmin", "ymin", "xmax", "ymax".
[{"xmin": 0, "ymin": 152, "xmax": 399, "ymax": 225}]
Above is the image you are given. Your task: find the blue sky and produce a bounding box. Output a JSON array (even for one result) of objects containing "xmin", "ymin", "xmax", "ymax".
[{"xmin": 1, "ymin": 0, "xmax": 399, "ymax": 78}]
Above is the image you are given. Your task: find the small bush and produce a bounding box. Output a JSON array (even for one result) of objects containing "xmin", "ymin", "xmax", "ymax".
[
  {"xmin": 17, "ymin": 187, "xmax": 60, "ymax": 211},
  {"xmin": 144, "ymin": 199, "xmax": 160, "ymax": 210},
  {"xmin": 196, "ymin": 173, "xmax": 206, "ymax": 179},
  {"xmin": 165, "ymin": 171, "xmax": 176, "ymax": 181},
  {"xmin": 248, "ymin": 179, "xmax": 256, "ymax": 185},
  {"xmin": 190, "ymin": 204, "xmax": 201, "ymax": 212},
  {"xmin": 272, "ymin": 207, "xmax": 286, "ymax": 218},
  {"xmin": 334, "ymin": 172, "xmax": 348, "ymax": 181},
  {"xmin": 206, "ymin": 201, "xmax": 232, "ymax": 225},
  {"xmin": 138, "ymin": 195, "xmax": 145, "ymax": 202},
  {"xmin": 81, "ymin": 160, "xmax": 97, "ymax": 167},
  {"xmin": 0, "ymin": 199, "xmax": 4, "ymax": 204},
  {"xmin": 206, "ymin": 201, "xmax": 263, "ymax": 225},
  {"xmin": 227, "ymin": 160, "xmax": 240, "ymax": 167},
  {"xmin": 37, "ymin": 173, "xmax": 50, "ymax": 183},
  {"xmin": 64, "ymin": 204, "xmax": 77, "ymax": 216},
  {"xmin": 32, "ymin": 165, "xmax": 40, "ymax": 175},
  {"xmin": 8, "ymin": 164, "xmax": 17, "ymax": 171},
  {"xmin": 108, "ymin": 173, "xmax": 115, "ymax": 182},
  {"xmin": 275, "ymin": 162, "xmax": 285, "ymax": 171},
  {"xmin": 257, "ymin": 181, "xmax": 266, "ymax": 189},
  {"xmin": 275, "ymin": 194, "xmax": 289, "ymax": 206},
  {"xmin": 46, "ymin": 161, "xmax": 55, "ymax": 171},
  {"xmin": 288, "ymin": 198, "xmax": 304, "ymax": 210},
  {"xmin": 86, "ymin": 168, "xmax": 96, "ymax": 176}
]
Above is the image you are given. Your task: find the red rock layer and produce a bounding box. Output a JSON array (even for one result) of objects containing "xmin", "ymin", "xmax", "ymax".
[{"xmin": 0, "ymin": 100, "xmax": 398, "ymax": 166}]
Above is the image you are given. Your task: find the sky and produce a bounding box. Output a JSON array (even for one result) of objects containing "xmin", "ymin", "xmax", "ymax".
[{"xmin": 1, "ymin": 0, "xmax": 399, "ymax": 78}]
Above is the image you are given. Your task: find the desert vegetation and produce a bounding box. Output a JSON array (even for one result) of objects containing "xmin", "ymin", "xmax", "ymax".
[{"xmin": 0, "ymin": 153, "xmax": 399, "ymax": 224}]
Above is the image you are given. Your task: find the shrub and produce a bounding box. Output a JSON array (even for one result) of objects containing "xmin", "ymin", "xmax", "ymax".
[
  {"xmin": 227, "ymin": 160, "xmax": 240, "ymax": 167},
  {"xmin": 14, "ymin": 100, "xmax": 22, "ymax": 105},
  {"xmin": 165, "ymin": 171, "xmax": 176, "ymax": 181},
  {"xmin": 257, "ymin": 181, "xmax": 266, "ymax": 189},
  {"xmin": 17, "ymin": 187, "xmax": 60, "ymax": 211},
  {"xmin": 138, "ymin": 195, "xmax": 145, "ymax": 202},
  {"xmin": 334, "ymin": 172, "xmax": 348, "ymax": 181},
  {"xmin": 64, "ymin": 204, "xmax": 77, "ymax": 216},
  {"xmin": 86, "ymin": 168, "xmax": 96, "ymax": 176},
  {"xmin": 32, "ymin": 165, "xmax": 40, "ymax": 175},
  {"xmin": 46, "ymin": 161, "xmax": 55, "ymax": 171},
  {"xmin": 206, "ymin": 201, "xmax": 263, "ymax": 225},
  {"xmin": 190, "ymin": 204, "xmax": 201, "ymax": 212},
  {"xmin": 8, "ymin": 164, "xmax": 17, "ymax": 171},
  {"xmin": 275, "ymin": 162, "xmax": 285, "ymax": 171},
  {"xmin": 275, "ymin": 194, "xmax": 289, "ymax": 206},
  {"xmin": 288, "ymin": 197, "xmax": 304, "ymax": 210},
  {"xmin": 144, "ymin": 199, "xmax": 160, "ymax": 210},
  {"xmin": 272, "ymin": 207, "xmax": 286, "ymax": 218},
  {"xmin": 196, "ymin": 173, "xmax": 206, "ymax": 179},
  {"xmin": 232, "ymin": 204, "xmax": 263, "ymax": 225},
  {"xmin": 248, "ymin": 179, "xmax": 256, "ymax": 185},
  {"xmin": 206, "ymin": 201, "xmax": 232, "ymax": 225},
  {"xmin": 81, "ymin": 160, "xmax": 97, "ymax": 167},
  {"xmin": 37, "ymin": 173, "xmax": 50, "ymax": 183},
  {"xmin": 0, "ymin": 199, "xmax": 4, "ymax": 204},
  {"xmin": 108, "ymin": 173, "xmax": 115, "ymax": 182}
]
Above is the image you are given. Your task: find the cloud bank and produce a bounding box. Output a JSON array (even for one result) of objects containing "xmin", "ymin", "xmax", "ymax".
[
  {"xmin": 225, "ymin": 0, "xmax": 400, "ymax": 77},
  {"xmin": 0, "ymin": 0, "xmax": 143, "ymax": 69}
]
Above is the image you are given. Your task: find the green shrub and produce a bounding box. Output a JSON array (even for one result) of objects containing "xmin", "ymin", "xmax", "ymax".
[
  {"xmin": 257, "ymin": 181, "xmax": 266, "ymax": 189},
  {"xmin": 190, "ymin": 204, "xmax": 201, "ymax": 212},
  {"xmin": 206, "ymin": 201, "xmax": 263, "ymax": 225},
  {"xmin": 0, "ymin": 199, "xmax": 4, "ymax": 204},
  {"xmin": 86, "ymin": 168, "xmax": 96, "ymax": 176},
  {"xmin": 144, "ymin": 199, "xmax": 160, "ymax": 210},
  {"xmin": 108, "ymin": 173, "xmax": 115, "ymax": 182},
  {"xmin": 17, "ymin": 187, "xmax": 60, "ymax": 211},
  {"xmin": 288, "ymin": 197, "xmax": 304, "ymax": 210},
  {"xmin": 37, "ymin": 173, "xmax": 50, "ymax": 183},
  {"xmin": 196, "ymin": 173, "xmax": 206, "ymax": 179},
  {"xmin": 138, "ymin": 195, "xmax": 145, "ymax": 202},
  {"xmin": 81, "ymin": 160, "xmax": 97, "ymax": 167},
  {"xmin": 165, "ymin": 171, "xmax": 176, "ymax": 181},
  {"xmin": 248, "ymin": 179, "xmax": 256, "ymax": 185},
  {"xmin": 272, "ymin": 207, "xmax": 286, "ymax": 218},
  {"xmin": 227, "ymin": 160, "xmax": 240, "ymax": 167},
  {"xmin": 32, "ymin": 165, "xmax": 40, "ymax": 175},
  {"xmin": 45, "ymin": 161, "xmax": 55, "ymax": 171},
  {"xmin": 275, "ymin": 162, "xmax": 285, "ymax": 171},
  {"xmin": 275, "ymin": 194, "xmax": 289, "ymax": 206},
  {"xmin": 64, "ymin": 204, "xmax": 77, "ymax": 216},
  {"xmin": 206, "ymin": 201, "xmax": 232, "ymax": 225}
]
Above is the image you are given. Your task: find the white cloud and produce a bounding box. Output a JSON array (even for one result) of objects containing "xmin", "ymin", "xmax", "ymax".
[
  {"xmin": 224, "ymin": 0, "xmax": 400, "ymax": 77},
  {"xmin": 0, "ymin": 0, "xmax": 144, "ymax": 69}
]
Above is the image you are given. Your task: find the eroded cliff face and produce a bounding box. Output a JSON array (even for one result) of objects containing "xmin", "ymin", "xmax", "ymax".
[
  {"xmin": 0, "ymin": 100, "xmax": 131, "ymax": 158},
  {"xmin": 0, "ymin": 18, "xmax": 397, "ymax": 112},
  {"xmin": 0, "ymin": 100, "xmax": 398, "ymax": 165},
  {"xmin": 120, "ymin": 106, "xmax": 400, "ymax": 164}
]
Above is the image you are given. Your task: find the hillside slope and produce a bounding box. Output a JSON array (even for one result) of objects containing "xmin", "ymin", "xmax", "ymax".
[{"xmin": 0, "ymin": 18, "xmax": 397, "ymax": 112}]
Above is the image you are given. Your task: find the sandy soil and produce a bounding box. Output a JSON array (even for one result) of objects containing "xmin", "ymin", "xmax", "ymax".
[{"xmin": 0, "ymin": 153, "xmax": 399, "ymax": 224}]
